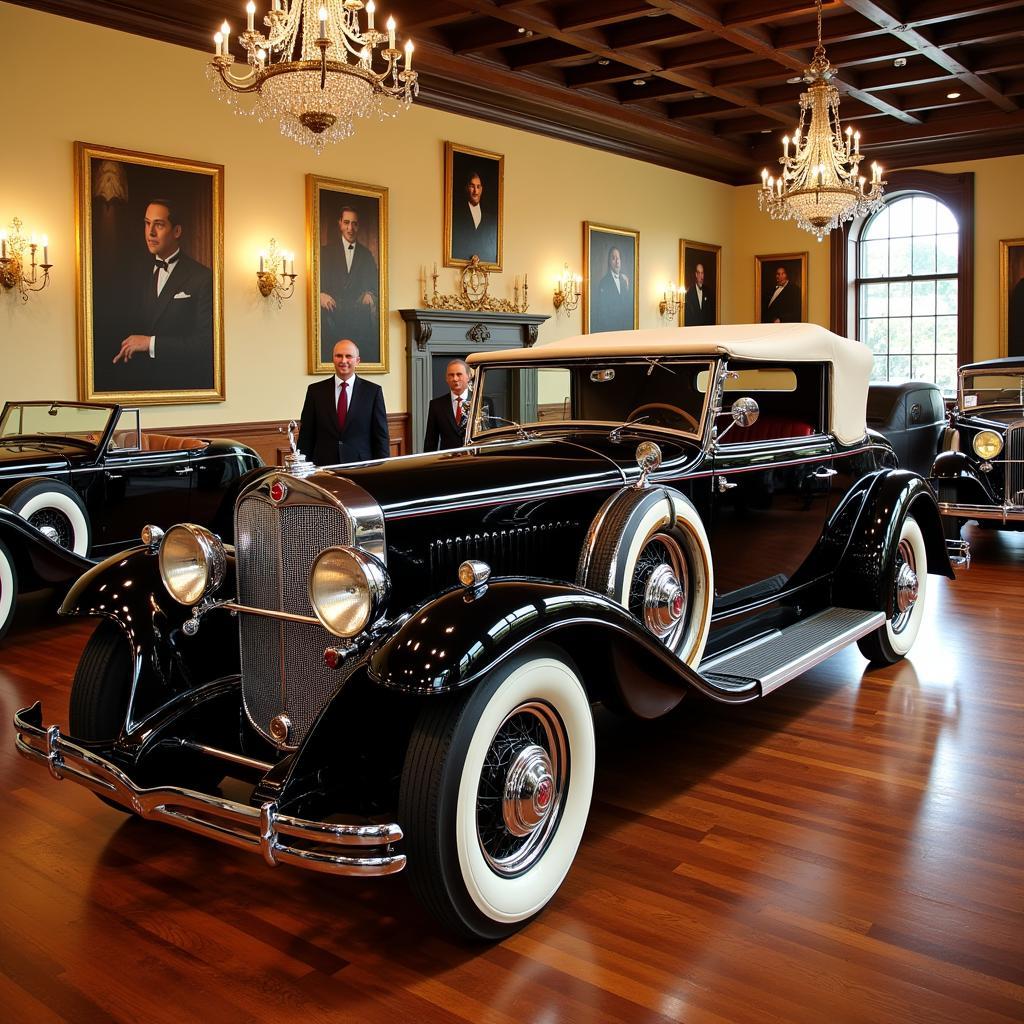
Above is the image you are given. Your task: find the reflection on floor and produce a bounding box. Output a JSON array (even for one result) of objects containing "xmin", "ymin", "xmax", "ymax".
[{"xmin": 1, "ymin": 526, "xmax": 1022, "ymax": 1023}]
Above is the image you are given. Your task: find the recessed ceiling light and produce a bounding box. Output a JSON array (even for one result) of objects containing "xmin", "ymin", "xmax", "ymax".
[
  {"xmin": 633, "ymin": 78, "xmax": 647, "ymax": 86},
  {"xmin": 692, "ymin": 91, "xmax": 705, "ymax": 98},
  {"xmin": 894, "ymin": 57, "xmax": 907, "ymax": 68},
  {"xmin": 517, "ymin": 26, "xmax": 525, "ymax": 34},
  {"xmin": 787, "ymin": 76, "xmax": 803, "ymax": 84},
  {"xmin": 947, "ymin": 91, "xmax": 961, "ymax": 99},
  {"xmin": 760, "ymin": 129, "xmax": 772, "ymax": 134},
  {"xmin": 598, "ymin": 58, "xmax": 610, "ymax": 66}
]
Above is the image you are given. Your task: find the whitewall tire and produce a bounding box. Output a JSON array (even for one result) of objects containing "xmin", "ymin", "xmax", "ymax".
[
  {"xmin": 1, "ymin": 479, "xmax": 91, "ymax": 556},
  {"xmin": 0, "ymin": 538, "xmax": 17, "ymax": 641}
]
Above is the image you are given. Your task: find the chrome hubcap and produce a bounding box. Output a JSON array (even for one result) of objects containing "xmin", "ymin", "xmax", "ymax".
[
  {"xmin": 39, "ymin": 525, "xmax": 60, "ymax": 544},
  {"xmin": 891, "ymin": 537, "xmax": 919, "ymax": 634},
  {"xmin": 643, "ymin": 563, "xmax": 685, "ymax": 637},
  {"xmin": 895, "ymin": 562, "xmax": 919, "ymax": 613},
  {"xmin": 502, "ymin": 743, "xmax": 555, "ymax": 837}
]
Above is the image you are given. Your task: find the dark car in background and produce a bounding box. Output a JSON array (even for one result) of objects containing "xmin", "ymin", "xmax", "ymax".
[
  {"xmin": 16, "ymin": 325, "xmax": 952, "ymax": 941},
  {"xmin": 931, "ymin": 357, "xmax": 1024, "ymax": 545},
  {"xmin": 0, "ymin": 401, "xmax": 261, "ymax": 638}
]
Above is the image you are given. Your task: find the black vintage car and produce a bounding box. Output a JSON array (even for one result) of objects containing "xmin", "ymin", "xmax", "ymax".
[
  {"xmin": 0, "ymin": 401, "xmax": 261, "ymax": 639},
  {"xmin": 15, "ymin": 325, "xmax": 952, "ymax": 941},
  {"xmin": 931, "ymin": 357, "xmax": 1024, "ymax": 542}
]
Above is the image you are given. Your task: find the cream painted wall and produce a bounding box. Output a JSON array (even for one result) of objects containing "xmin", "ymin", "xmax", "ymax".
[{"xmin": 0, "ymin": 2, "xmax": 734, "ymax": 427}]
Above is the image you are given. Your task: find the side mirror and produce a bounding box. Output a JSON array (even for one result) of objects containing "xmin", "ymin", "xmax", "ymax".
[
  {"xmin": 731, "ymin": 396, "xmax": 759, "ymax": 427},
  {"xmin": 634, "ymin": 441, "xmax": 662, "ymax": 489}
]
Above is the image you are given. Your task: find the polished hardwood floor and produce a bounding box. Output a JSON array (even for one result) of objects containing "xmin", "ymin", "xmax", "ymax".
[{"xmin": 2, "ymin": 525, "xmax": 1022, "ymax": 1023}]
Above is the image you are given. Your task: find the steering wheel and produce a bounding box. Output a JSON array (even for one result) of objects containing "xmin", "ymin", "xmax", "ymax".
[{"xmin": 626, "ymin": 403, "xmax": 700, "ymax": 433}]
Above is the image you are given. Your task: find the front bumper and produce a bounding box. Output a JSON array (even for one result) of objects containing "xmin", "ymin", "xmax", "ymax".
[
  {"xmin": 938, "ymin": 501, "xmax": 1024, "ymax": 524},
  {"xmin": 14, "ymin": 702, "xmax": 405, "ymax": 877}
]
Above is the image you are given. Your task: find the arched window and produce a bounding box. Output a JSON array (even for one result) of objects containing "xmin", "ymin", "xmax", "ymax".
[
  {"xmin": 830, "ymin": 170, "xmax": 974, "ymax": 396},
  {"xmin": 857, "ymin": 194, "xmax": 959, "ymax": 393}
]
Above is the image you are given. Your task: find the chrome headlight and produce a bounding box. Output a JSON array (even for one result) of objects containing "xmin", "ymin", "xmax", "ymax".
[
  {"xmin": 972, "ymin": 430, "xmax": 1003, "ymax": 460},
  {"xmin": 159, "ymin": 524, "xmax": 226, "ymax": 606},
  {"xmin": 309, "ymin": 546, "xmax": 390, "ymax": 638}
]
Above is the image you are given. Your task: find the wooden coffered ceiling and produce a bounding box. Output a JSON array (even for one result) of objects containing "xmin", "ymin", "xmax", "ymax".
[{"xmin": 11, "ymin": 0, "xmax": 1024, "ymax": 183}]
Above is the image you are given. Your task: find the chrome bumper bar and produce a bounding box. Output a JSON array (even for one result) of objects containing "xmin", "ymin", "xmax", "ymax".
[
  {"xmin": 13, "ymin": 703, "xmax": 405, "ymax": 877},
  {"xmin": 938, "ymin": 501, "xmax": 1024, "ymax": 523}
]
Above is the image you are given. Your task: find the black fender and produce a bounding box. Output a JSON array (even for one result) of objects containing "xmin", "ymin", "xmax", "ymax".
[
  {"xmin": 0, "ymin": 505, "xmax": 93, "ymax": 590},
  {"xmin": 929, "ymin": 450, "xmax": 996, "ymax": 504},
  {"xmin": 59, "ymin": 544, "xmax": 241, "ymax": 733},
  {"xmin": 367, "ymin": 579, "xmax": 758, "ymax": 711},
  {"xmin": 832, "ymin": 470, "xmax": 952, "ymax": 613}
]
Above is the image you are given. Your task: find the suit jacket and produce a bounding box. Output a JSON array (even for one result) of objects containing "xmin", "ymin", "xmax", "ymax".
[
  {"xmin": 762, "ymin": 281, "xmax": 802, "ymax": 324},
  {"xmin": 100, "ymin": 253, "xmax": 214, "ymax": 393},
  {"xmin": 319, "ymin": 241, "xmax": 380, "ymax": 361},
  {"xmin": 451, "ymin": 202, "xmax": 498, "ymax": 265},
  {"xmin": 423, "ymin": 392, "xmax": 469, "ymax": 452},
  {"xmin": 593, "ymin": 273, "xmax": 633, "ymax": 333},
  {"xmin": 684, "ymin": 286, "xmax": 715, "ymax": 326},
  {"xmin": 298, "ymin": 375, "xmax": 390, "ymax": 466}
]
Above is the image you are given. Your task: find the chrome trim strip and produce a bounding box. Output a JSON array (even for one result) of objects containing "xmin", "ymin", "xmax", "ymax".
[
  {"xmin": 177, "ymin": 740, "xmax": 275, "ymax": 773},
  {"xmin": 14, "ymin": 705, "xmax": 405, "ymax": 877},
  {"xmin": 938, "ymin": 502, "xmax": 1024, "ymax": 522},
  {"xmin": 222, "ymin": 600, "xmax": 320, "ymax": 625}
]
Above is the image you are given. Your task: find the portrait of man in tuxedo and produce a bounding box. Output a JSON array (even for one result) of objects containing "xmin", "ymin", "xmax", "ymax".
[
  {"xmin": 298, "ymin": 339, "xmax": 390, "ymax": 467},
  {"xmin": 760, "ymin": 261, "xmax": 804, "ymax": 323},
  {"xmin": 107, "ymin": 198, "xmax": 214, "ymax": 393},
  {"xmin": 684, "ymin": 263, "xmax": 715, "ymax": 326},
  {"xmin": 681, "ymin": 239, "xmax": 720, "ymax": 327},
  {"xmin": 423, "ymin": 358, "xmax": 472, "ymax": 452},
  {"xmin": 80, "ymin": 145, "xmax": 224, "ymax": 402},
  {"xmin": 319, "ymin": 204, "xmax": 380, "ymax": 365},
  {"xmin": 445, "ymin": 142, "xmax": 503, "ymax": 270}
]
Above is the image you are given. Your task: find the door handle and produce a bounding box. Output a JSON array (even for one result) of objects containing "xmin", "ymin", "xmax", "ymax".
[
  {"xmin": 716, "ymin": 476, "xmax": 738, "ymax": 493},
  {"xmin": 812, "ymin": 467, "xmax": 838, "ymax": 479},
  {"xmin": 105, "ymin": 472, "xmax": 123, "ymax": 480},
  {"xmin": 175, "ymin": 467, "xmax": 193, "ymax": 476}
]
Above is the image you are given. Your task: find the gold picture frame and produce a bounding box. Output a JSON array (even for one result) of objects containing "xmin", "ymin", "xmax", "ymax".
[
  {"xmin": 443, "ymin": 141, "xmax": 504, "ymax": 271},
  {"xmin": 1000, "ymin": 237, "xmax": 1024, "ymax": 357},
  {"xmin": 755, "ymin": 251, "xmax": 808, "ymax": 324},
  {"xmin": 679, "ymin": 239, "xmax": 722, "ymax": 327},
  {"xmin": 584, "ymin": 222, "xmax": 640, "ymax": 334},
  {"xmin": 307, "ymin": 174, "xmax": 389, "ymax": 375},
  {"xmin": 75, "ymin": 141, "xmax": 225, "ymax": 404}
]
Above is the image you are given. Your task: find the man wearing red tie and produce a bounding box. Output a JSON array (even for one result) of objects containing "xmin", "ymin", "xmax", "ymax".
[
  {"xmin": 298, "ymin": 339, "xmax": 389, "ymax": 466},
  {"xmin": 423, "ymin": 359, "xmax": 472, "ymax": 451}
]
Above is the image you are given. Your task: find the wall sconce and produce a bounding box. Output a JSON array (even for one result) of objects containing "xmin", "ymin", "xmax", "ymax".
[
  {"xmin": 552, "ymin": 263, "xmax": 581, "ymax": 314},
  {"xmin": 659, "ymin": 283, "xmax": 681, "ymax": 320},
  {"xmin": 0, "ymin": 218, "xmax": 53, "ymax": 302},
  {"xmin": 257, "ymin": 238, "xmax": 297, "ymax": 307}
]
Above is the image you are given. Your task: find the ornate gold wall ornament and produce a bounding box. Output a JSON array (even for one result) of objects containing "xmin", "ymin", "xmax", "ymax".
[{"xmin": 421, "ymin": 256, "xmax": 528, "ymax": 313}]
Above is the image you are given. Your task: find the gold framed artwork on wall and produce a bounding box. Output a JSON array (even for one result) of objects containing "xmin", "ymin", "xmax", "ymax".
[
  {"xmin": 1000, "ymin": 237, "xmax": 1024, "ymax": 357},
  {"xmin": 679, "ymin": 239, "xmax": 722, "ymax": 326},
  {"xmin": 755, "ymin": 252, "xmax": 808, "ymax": 324},
  {"xmin": 443, "ymin": 141, "xmax": 504, "ymax": 271},
  {"xmin": 584, "ymin": 222, "xmax": 639, "ymax": 335}
]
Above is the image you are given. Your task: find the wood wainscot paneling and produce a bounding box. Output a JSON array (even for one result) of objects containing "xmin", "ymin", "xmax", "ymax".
[{"xmin": 156, "ymin": 414, "xmax": 411, "ymax": 467}]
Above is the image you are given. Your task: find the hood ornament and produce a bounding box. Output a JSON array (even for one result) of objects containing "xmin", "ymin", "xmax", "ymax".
[{"xmin": 282, "ymin": 419, "xmax": 316, "ymax": 478}]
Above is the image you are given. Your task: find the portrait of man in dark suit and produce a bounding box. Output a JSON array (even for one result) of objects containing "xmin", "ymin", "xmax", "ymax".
[
  {"xmin": 586, "ymin": 224, "xmax": 639, "ymax": 335},
  {"xmin": 78, "ymin": 143, "xmax": 223, "ymax": 403},
  {"xmin": 445, "ymin": 142, "xmax": 503, "ymax": 270},
  {"xmin": 681, "ymin": 239, "xmax": 720, "ymax": 327},
  {"xmin": 309, "ymin": 175, "xmax": 388, "ymax": 374},
  {"xmin": 756, "ymin": 253, "xmax": 807, "ymax": 324},
  {"xmin": 1005, "ymin": 241, "xmax": 1024, "ymax": 357},
  {"xmin": 298, "ymin": 339, "xmax": 390, "ymax": 467}
]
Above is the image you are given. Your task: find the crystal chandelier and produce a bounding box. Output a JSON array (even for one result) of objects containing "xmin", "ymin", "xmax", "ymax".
[
  {"xmin": 208, "ymin": 1, "xmax": 417, "ymax": 152},
  {"xmin": 758, "ymin": 0, "xmax": 885, "ymax": 241}
]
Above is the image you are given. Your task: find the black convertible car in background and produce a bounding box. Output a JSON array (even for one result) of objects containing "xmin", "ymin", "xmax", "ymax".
[
  {"xmin": 15, "ymin": 325, "xmax": 952, "ymax": 940},
  {"xmin": 0, "ymin": 401, "xmax": 261, "ymax": 639}
]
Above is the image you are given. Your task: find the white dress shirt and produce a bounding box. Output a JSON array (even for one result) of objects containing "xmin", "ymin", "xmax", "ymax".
[
  {"xmin": 468, "ymin": 203, "xmax": 482, "ymax": 229},
  {"xmin": 149, "ymin": 249, "xmax": 181, "ymax": 357}
]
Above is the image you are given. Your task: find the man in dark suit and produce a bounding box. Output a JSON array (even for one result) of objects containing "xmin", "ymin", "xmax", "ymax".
[
  {"xmin": 592, "ymin": 246, "xmax": 633, "ymax": 333},
  {"xmin": 451, "ymin": 169, "xmax": 498, "ymax": 265},
  {"xmin": 110, "ymin": 199, "xmax": 214, "ymax": 392},
  {"xmin": 319, "ymin": 206, "xmax": 379, "ymax": 364},
  {"xmin": 684, "ymin": 262, "xmax": 715, "ymax": 326},
  {"xmin": 762, "ymin": 265, "xmax": 802, "ymax": 323},
  {"xmin": 298, "ymin": 339, "xmax": 390, "ymax": 466},
  {"xmin": 423, "ymin": 359, "xmax": 472, "ymax": 452}
]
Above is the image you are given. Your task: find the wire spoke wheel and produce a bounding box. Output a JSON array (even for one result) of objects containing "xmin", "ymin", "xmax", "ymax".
[{"xmin": 27, "ymin": 508, "xmax": 75, "ymax": 549}]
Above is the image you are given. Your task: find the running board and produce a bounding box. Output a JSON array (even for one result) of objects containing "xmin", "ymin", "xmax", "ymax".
[{"xmin": 698, "ymin": 607, "xmax": 885, "ymax": 697}]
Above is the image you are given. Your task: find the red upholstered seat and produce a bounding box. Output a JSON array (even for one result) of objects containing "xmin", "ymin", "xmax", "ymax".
[{"xmin": 728, "ymin": 416, "xmax": 815, "ymax": 443}]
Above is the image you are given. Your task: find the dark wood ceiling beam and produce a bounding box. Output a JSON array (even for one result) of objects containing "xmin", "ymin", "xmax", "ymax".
[
  {"xmin": 504, "ymin": 38, "xmax": 589, "ymax": 69},
  {"xmin": 442, "ymin": 20, "xmax": 539, "ymax": 53},
  {"xmin": 721, "ymin": 0, "xmax": 819, "ymax": 29},
  {"xmin": 774, "ymin": 12, "xmax": 888, "ymax": 47},
  {"xmin": 926, "ymin": 8, "xmax": 1024, "ymax": 48},
  {"xmin": 568, "ymin": 63, "xmax": 665, "ymax": 88},
  {"xmin": 612, "ymin": 77, "xmax": 704, "ymax": 101},
  {"xmin": 604, "ymin": 16, "xmax": 702, "ymax": 49},
  {"xmin": 964, "ymin": 45, "xmax": 1024, "ymax": 77},
  {"xmin": 852, "ymin": 63, "xmax": 953, "ymax": 92},
  {"xmin": 666, "ymin": 96, "xmax": 741, "ymax": 118},
  {"xmin": 843, "ymin": 0, "xmax": 1018, "ymax": 111},
  {"xmin": 712, "ymin": 60, "xmax": 797, "ymax": 87},
  {"xmin": 852, "ymin": 105, "xmax": 1024, "ymax": 147},
  {"xmin": 557, "ymin": 0, "xmax": 655, "ymax": 32},
  {"xmin": 659, "ymin": 38, "xmax": 748, "ymax": 69},
  {"xmin": 903, "ymin": 0, "xmax": 1024, "ymax": 28}
]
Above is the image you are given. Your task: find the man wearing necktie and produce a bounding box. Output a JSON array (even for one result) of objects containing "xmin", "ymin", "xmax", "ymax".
[
  {"xmin": 298, "ymin": 339, "xmax": 390, "ymax": 466},
  {"xmin": 762, "ymin": 264, "xmax": 802, "ymax": 324},
  {"xmin": 109, "ymin": 199, "xmax": 214, "ymax": 392},
  {"xmin": 319, "ymin": 204, "xmax": 380, "ymax": 366},
  {"xmin": 592, "ymin": 245, "xmax": 634, "ymax": 333},
  {"xmin": 684, "ymin": 262, "xmax": 716, "ymax": 326},
  {"xmin": 423, "ymin": 359, "xmax": 473, "ymax": 451}
]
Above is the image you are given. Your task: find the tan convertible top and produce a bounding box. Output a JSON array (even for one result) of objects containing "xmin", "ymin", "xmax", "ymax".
[{"xmin": 467, "ymin": 323, "xmax": 873, "ymax": 445}]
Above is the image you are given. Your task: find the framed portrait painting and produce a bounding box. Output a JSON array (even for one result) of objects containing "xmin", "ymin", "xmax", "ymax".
[
  {"xmin": 756, "ymin": 252, "xmax": 808, "ymax": 324},
  {"xmin": 680, "ymin": 239, "xmax": 721, "ymax": 327},
  {"xmin": 307, "ymin": 174, "xmax": 389, "ymax": 374},
  {"xmin": 444, "ymin": 141, "xmax": 503, "ymax": 271},
  {"xmin": 75, "ymin": 141, "xmax": 224, "ymax": 404},
  {"xmin": 1000, "ymin": 238, "xmax": 1024, "ymax": 357},
  {"xmin": 584, "ymin": 222, "xmax": 639, "ymax": 335}
]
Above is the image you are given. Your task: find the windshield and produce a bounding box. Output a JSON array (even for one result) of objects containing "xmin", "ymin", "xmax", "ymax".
[
  {"xmin": 471, "ymin": 359, "xmax": 713, "ymax": 439},
  {"xmin": 0, "ymin": 402, "xmax": 115, "ymax": 442},
  {"xmin": 960, "ymin": 370, "xmax": 1024, "ymax": 411}
]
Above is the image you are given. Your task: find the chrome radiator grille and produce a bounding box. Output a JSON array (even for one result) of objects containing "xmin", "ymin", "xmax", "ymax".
[
  {"xmin": 235, "ymin": 495, "xmax": 354, "ymax": 748},
  {"xmin": 1008, "ymin": 421, "xmax": 1024, "ymax": 506}
]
